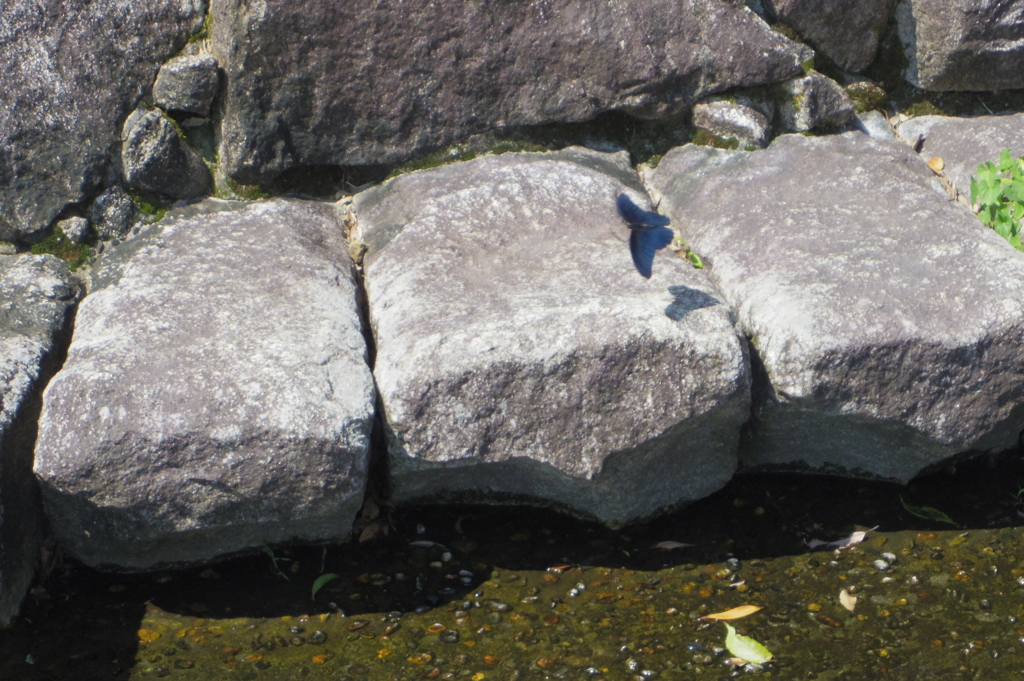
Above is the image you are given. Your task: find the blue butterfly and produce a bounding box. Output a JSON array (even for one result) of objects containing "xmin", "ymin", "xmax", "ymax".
[{"xmin": 616, "ymin": 193, "xmax": 673, "ymax": 279}]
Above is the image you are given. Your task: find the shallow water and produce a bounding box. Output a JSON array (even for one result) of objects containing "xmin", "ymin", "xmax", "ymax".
[{"xmin": 5, "ymin": 452, "xmax": 1024, "ymax": 680}]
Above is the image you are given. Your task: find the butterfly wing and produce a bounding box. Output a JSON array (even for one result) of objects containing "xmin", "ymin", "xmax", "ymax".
[
  {"xmin": 617, "ymin": 193, "xmax": 671, "ymax": 227},
  {"xmin": 629, "ymin": 226, "xmax": 675, "ymax": 278}
]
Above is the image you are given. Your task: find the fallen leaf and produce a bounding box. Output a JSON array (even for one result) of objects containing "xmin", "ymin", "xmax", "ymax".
[
  {"xmin": 806, "ymin": 526, "xmax": 878, "ymax": 550},
  {"xmin": 651, "ymin": 541, "xmax": 694, "ymax": 550},
  {"xmin": 358, "ymin": 521, "xmax": 386, "ymax": 543},
  {"xmin": 901, "ymin": 497, "xmax": 957, "ymax": 526},
  {"xmin": 926, "ymin": 156, "xmax": 945, "ymax": 173},
  {"xmin": 723, "ymin": 623, "xmax": 773, "ymax": 664},
  {"xmin": 311, "ymin": 573, "xmax": 340, "ymax": 600},
  {"xmin": 839, "ymin": 588, "xmax": 857, "ymax": 612},
  {"xmin": 700, "ymin": 605, "xmax": 763, "ymax": 621},
  {"xmin": 727, "ymin": 580, "xmax": 746, "ymax": 588}
]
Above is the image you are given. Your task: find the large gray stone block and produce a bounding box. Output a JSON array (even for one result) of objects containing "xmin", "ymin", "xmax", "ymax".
[
  {"xmin": 213, "ymin": 0, "xmax": 806, "ymax": 184},
  {"xmin": 896, "ymin": 114, "xmax": 1024, "ymax": 200},
  {"xmin": 0, "ymin": 254, "xmax": 78, "ymax": 624},
  {"xmin": 646, "ymin": 133, "xmax": 1024, "ymax": 482},
  {"xmin": 0, "ymin": 1, "xmax": 206, "ymax": 240},
  {"xmin": 897, "ymin": 0, "xmax": 1024, "ymax": 91},
  {"xmin": 34, "ymin": 199, "xmax": 375, "ymax": 569},
  {"xmin": 353, "ymin": 148, "xmax": 751, "ymax": 526},
  {"xmin": 763, "ymin": 0, "xmax": 894, "ymax": 72}
]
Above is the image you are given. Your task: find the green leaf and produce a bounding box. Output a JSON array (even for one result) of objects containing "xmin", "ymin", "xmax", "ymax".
[
  {"xmin": 724, "ymin": 623, "xmax": 773, "ymax": 664},
  {"xmin": 688, "ymin": 252, "xmax": 704, "ymax": 269},
  {"xmin": 900, "ymin": 497, "xmax": 957, "ymax": 526},
  {"xmin": 311, "ymin": 573, "xmax": 340, "ymax": 600},
  {"xmin": 1005, "ymin": 182, "xmax": 1024, "ymax": 204},
  {"xmin": 999, "ymin": 149, "xmax": 1015, "ymax": 172}
]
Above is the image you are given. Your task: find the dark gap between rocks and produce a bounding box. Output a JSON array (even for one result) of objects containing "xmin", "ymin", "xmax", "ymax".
[
  {"xmin": 348, "ymin": 227, "xmax": 393, "ymax": 539},
  {"xmin": 5, "ymin": 294, "xmax": 81, "ymax": 599}
]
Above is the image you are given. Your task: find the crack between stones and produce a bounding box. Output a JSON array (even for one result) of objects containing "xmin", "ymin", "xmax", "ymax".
[{"xmin": 346, "ymin": 211, "xmax": 394, "ymax": 539}]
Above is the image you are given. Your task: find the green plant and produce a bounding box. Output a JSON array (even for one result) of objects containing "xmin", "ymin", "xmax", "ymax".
[
  {"xmin": 900, "ymin": 496, "xmax": 957, "ymax": 526},
  {"xmin": 30, "ymin": 227, "xmax": 90, "ymax": 271},
  {"xmin": 188, "ymin": 11, "xmax": 213, "ymax": 44},
  {"xmin": 260, "ymin": 541, "xmax": 292, "ymax": 581},
  {"xmin": 971, "ymin": 150, "xmax": 1024, "ymax": 250},
  {"xmin": 129, "ymin": 190, "xmax": 169, "ymax": 223},
  {"xmin": 311, "ymin": 573, "xmax": 340, "ymax": 600}
]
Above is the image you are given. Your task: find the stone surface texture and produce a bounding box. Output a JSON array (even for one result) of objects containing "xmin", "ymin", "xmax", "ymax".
[
  {"xmin": 153, "ymin": 54, "xmax": 220, "ymax": 116},
  {"xmin": 645, "ymin": 133, "xmax": 1024, "ymax": 482},
  {"xmin": 895, "ymin": 113, "xmax": 1024, "ymax": 199},
  {"xmin": 764, "ymin": 0, "xmax": 894, "ymax": 72},
  {"xmin": 692, "ymin": 98, "xmax": 771, "ymax": 149},
  {"xmin": 897, "ymin": 0, "xmax": 1024, "ymax": 91},
  {"xmin": 33, "ymin": 199, "xmax": 375, "ymax": 569},
  {"xmin": 122, "ymin": 110, "xmax": 213, "ymax": 201},
  {"xmin": 775, "ymin": 72, "xmax": 856, "ymax": 132},
  {"xmin": 57, "ymin": 216, "xmax": 92, "ymax": 244},
  {"xmin": 213, "ymin": 0, "xmax": 806, "ymax": 184},
  {"xmin": 353, "ymin": 148, "xmax": 750, "ymax": 526},
  {"xmin": 0, "ymin": 255, "xmax": 78, "ymax": 624},
  {"xmin": 90, "ymin": 186, "xmax": 138, "ymax": 241},
  {"xmin": 853, "ymin": 110, "xmax": 896, "ymax": 142},
  {"xmin": 0, "ymin": 1, "xmax": 206, "ymax": 241}
]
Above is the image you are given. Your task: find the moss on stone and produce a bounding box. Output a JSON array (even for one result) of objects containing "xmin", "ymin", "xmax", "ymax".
[
  {"xmin": 845, "ymin": 81, "xmax": 888, "ymax": 114},
  {"xmin": 187, "ymin": 11, "xmax": 213, "ymax": 44},
  {"xmin": 384, "ymin": 138, "xmax": 549, "ymax": 181},
  {"xmin": 29, "ymin": 227, "xmax": 91, "ymax": 271},
  {"xmin": 692, "ymin": 129, "xmax": 739, "ymax": 150},
  {"xmin": 905, "ymin": 100, "xmax": 944, "ymax": 117},
  {"xmin": 218, "ymin": 178, "xmax": 271, "ymax": 201}
]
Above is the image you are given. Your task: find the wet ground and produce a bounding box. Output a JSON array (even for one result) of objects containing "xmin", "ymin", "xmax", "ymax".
[{"xmin": 5, "ymin": 451, "xmax": 1024, "ymax": 681}]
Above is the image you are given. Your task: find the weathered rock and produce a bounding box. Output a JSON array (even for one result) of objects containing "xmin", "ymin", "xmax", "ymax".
[
  {"xmin": 763, "ymin": 0, "xmax": 894, "ymax": 72},
  {"xmin": 844, "ymin": 79, "xmax": 888, "ymax": 113},
  {"xmin": 775, "ymin": 72, "xmax": 856, "ymax": 132},
  {"xmin": 89, "ymin": 186, "xmax": 137, "ymax": 241},
  {"xmin": 57, "ymin": 216, "xmax": 92, "ymax": 244},
  {"xmin": 122, "ymin": 110, "xmax": 213, "ymax": 201},
  {"xmin": 33, "ymin": 199, "xmax": 375, "ymax": 569},
  {"xmin": 897, "ymin": 0, "xmax": 1024, "ymax": 91},
  {"xmin": 692, "ymin": 98, "xmax": 771, "ymax": 149},
  {"xmin": 353, "ymin": 148, "xmax": 750, "ymax": 526},
  {"xmin": 153, "ymin": 54, "xmax": 220, "ymax": 116},
  {"xmin": 645, "ymin": 133, "xmax": 1024, "ymax": 482},
  {"xmin": 213, "ymin": 0, "xmax": 806, "ymax": 184},
  {"xmin": 0, "ymin": 255, "xmax": 78, "ymax": 624},
  {"xmin": 853, "ymin": 110, "xmax": 896, "ymax": 141},
  {"xmin": 0, "ymin": 1, "xmax": 206, "ymax": 241},
  {"xmin": 895, "ymin": 113, "xmax": 1024, "ymax": 199}
]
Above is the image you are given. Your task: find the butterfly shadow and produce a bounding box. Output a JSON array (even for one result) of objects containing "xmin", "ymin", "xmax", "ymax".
[{"xmin": 664, "ymin": 285, "xmax": 721, "ymax": 321}]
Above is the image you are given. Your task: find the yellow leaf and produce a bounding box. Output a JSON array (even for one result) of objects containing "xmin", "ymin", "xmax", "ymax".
[
  {"xmin": 699, "ymin": 605, "xmax": 763, "ymax": 621},
  {"xmin": 926, "ymin": 156, "xmax": 944, "ymax": 173},
  {"xmin": 137, "ymin": 629, "xmax": 161, "ymax": 642}
]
